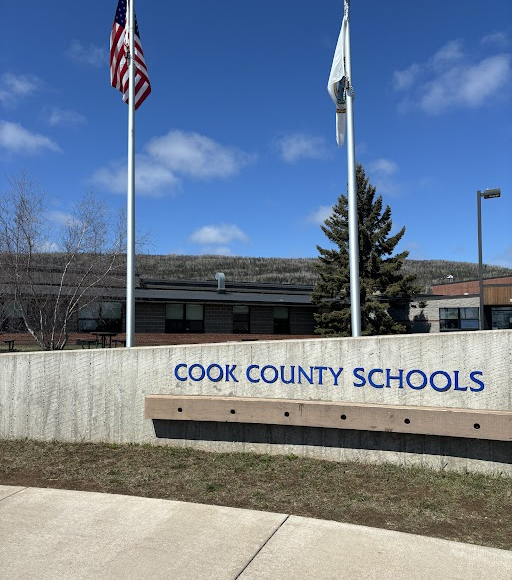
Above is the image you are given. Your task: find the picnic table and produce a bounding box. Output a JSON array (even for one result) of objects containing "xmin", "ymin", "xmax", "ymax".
[
  {"xmin": 91, "ymin": 332, "xmax": 118, "ymax": 348},
  {"xmin": 76, "ymin": 338, "xmax": 98, "ymax": 349},
  {"xmin": 3, "ymin": 339, "xmax": 15, "ymax": 352}
]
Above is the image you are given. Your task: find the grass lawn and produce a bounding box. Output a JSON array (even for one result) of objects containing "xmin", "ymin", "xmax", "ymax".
[{"xmin": 0, "ymin": 439, "xmax": 511, "ymax": 550}]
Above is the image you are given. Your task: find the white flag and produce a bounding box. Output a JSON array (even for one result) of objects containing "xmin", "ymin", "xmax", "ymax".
[{"xmin": 327, "ymin": 9, "xmax": 348, "ymax": 147}]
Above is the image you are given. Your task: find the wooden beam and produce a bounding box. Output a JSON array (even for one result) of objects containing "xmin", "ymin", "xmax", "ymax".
[{"xmin": 145, "ymin": 396, "xmax": 512, "ymax": 442}]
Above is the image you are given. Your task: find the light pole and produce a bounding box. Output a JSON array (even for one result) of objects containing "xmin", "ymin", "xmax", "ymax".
[{"xmin": 477, "ymin": 188, "xmax": 501, "ymax": 330}]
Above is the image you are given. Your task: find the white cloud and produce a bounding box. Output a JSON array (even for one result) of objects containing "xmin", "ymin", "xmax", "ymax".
[
  {"xmin": 45, "ymin": 107, "xmax": 86, "ymax": 127},
  {"xmin": 188, "ymin": 224, "xmax": 249, "ymax": 256},
  {"xmin": 393, "ymin": 64, "xmax": 420, "ymax": 91},
  {"xmin": 308, "ymin": 205, "xmax": 332, "ymax": 225},
  {"xmin": 0, "ymin": 73, "xmax": 42, "ymax": 106},
  {"xmin": 393, "ymin": 38, "xmax": 511, "ymax": 115},
  {"xmin": 0, "ymin": 120, "xmax": 61, "ymax": 155},
  {"xmin": 91, "ymin": 155, "xmax": 180, "ymax": 197},
  {"xmin": 47, "ymin": 210, "xmax": 74, "ymax": 226},
  {"xmin": 367, "ymin": 158, "xmax": 401, "ymax": 197},
  {"xmin": 134, "ymin": 156, "xmax": 183, "ymax": 192},
  {"xmin": 37, "ymin": 240, "xmax": 61, "ymax": 253},
  {"xmin": 189, "ymin": 224, "xmax": 249, "ymax": 246},
  {"xmin": 481, "ymin": 32, "xmax": 508, "ymax": 48},
  {"xmin": 66, "ymin": 40, "xmax": 105, "ymax": 67},
  {"xmin": 146, "ymin": 130, "xmax": 254, "ymax": 179},
  {"xmin": 275, "ymin": 133, "xmax": 329, "ymax": 163},
  {"xmin": 92, "ymin": 130, "xmax": 254, "ymax": 196},
  {"xmin": 420, "ymin": 54, "xmax": 511, "ymax": 114},
  {"xmin": 431, "ymin": 39, "xmax": 464, "ymax": 69},
  {"xmin": 367, "ymin": 158, "xmax": 398, "ymax": 176},
  {"xmin": 46, "ymin": 210, "xmax": 85, "ymax": 231}
]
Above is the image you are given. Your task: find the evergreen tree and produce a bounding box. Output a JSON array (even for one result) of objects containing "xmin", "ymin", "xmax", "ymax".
[{"xmin": 312, "ymin": 163, "xmax": 417, "ymax": 337}]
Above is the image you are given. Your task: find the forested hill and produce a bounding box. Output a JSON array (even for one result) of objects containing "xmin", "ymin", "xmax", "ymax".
[{"xmin": 136, "ymin": 255, "xmax": 512, "ymax": 293}]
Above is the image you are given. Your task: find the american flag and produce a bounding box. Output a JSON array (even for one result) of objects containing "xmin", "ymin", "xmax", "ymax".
[{"xmin": 110, "ymin": 0, "xmax": 151, "ymax": 110}]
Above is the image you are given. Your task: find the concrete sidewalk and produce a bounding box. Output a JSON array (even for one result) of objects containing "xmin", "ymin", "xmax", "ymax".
[{"xmin": 1, "ymin": 485, "xmax": 511, "ymax": 580}]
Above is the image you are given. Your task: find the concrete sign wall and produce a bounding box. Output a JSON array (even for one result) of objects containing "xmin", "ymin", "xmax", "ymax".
[{"xmin": 0, "ymin": 331, "xmax": 511, "ymax": 474}]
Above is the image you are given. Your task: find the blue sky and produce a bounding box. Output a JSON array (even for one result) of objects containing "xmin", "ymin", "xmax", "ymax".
[{"xmin": 1, "ymin": 0, "xmax": 511, "ymax": 268}]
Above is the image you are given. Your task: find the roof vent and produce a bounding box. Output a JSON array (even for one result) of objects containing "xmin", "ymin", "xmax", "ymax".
[{"xmin": 215, "ymin": 272, "xmax": 226, "ymax": 294}]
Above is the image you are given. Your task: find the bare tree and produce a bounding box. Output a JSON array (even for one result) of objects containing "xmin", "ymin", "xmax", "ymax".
[{"xmin": 0, "ymin": 171, "xmax": 125, "ymax": 350}]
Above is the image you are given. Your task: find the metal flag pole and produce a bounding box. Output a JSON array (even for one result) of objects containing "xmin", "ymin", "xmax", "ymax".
[
  {"xmin": 344, "ymin": 0, "xmax": 361, "ymax": 337},
  {"xmin": 126, "ymin": 0, "xmax": 136, "ymax": 347}
]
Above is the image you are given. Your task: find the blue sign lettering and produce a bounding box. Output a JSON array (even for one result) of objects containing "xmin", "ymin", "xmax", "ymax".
[
  {"xmin": 329, "ymin": 367, "xmax": 344, "ymax": 385},
  {"xmin": 171, "ymin": 363, "xmax": 485, "ymax": 393},
  {"xmin": 470, "ymin": 371, "xmax": 484, "ymax": 392},
  {"xmin": 429, "ymin": 371, "xmax": 451, "ymax": 392},
  {"xmin": 368, "ymin": 368, "xmax": 384, "ymax": 389}
]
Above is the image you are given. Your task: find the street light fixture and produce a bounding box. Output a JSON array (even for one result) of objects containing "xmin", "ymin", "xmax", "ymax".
[
  {"xmin": 477, "ymin": 188, "xmax": 501, "ymax": 330},
  {"xmin": 482, "ymin": 188, "xmax": 501, "ymax": 199}
]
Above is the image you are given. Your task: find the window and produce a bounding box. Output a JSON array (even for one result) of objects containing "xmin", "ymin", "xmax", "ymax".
[
  {"xmin": 491, "ymin": 307, "xmax": 512, "ymax": 330},
  {"xmin": 233, "ymin": 305, "xmax": 250, "ymax": 333},
  {"xmin": 79, "ymin": 303, "xmax": 100, "ymax": 331},
  {"xmin": 1, "ymin": 300, "xmax": 24, "ymax": 331},
  {"xmin": 273, "ymin": 306, "xmax": 290, "ymax": 334},
  {"xmin": 166, "ymin": 304, "xmax": 184, "ymax": 332},
  {"xmin": 100, "ymin": 302, "xmax": 123, "ymax": 332},
  {"xmin": 165, "ymin": 303, "xmax": 204, "ymax": 333},
  {"xmin": 78, "ymin": 302, "xmax": 123, "ymax": 332},
  {"xmin": 439, "ymin": 307, "xmax": 479, "ymax": 331}
]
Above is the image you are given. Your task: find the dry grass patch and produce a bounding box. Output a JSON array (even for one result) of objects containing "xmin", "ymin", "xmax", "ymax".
[{"xmin": 1, "ymin": 439, "xmax": 510, "ymax": 550}]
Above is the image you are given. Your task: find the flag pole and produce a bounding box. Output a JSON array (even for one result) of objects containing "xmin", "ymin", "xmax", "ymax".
[
  {"xmin": 126, "ymin": 0, "xmax": 136, "ymax": 347},
  {"xmin": 344, "ymin": 0, "xmax": 361, "ymax": 337}
]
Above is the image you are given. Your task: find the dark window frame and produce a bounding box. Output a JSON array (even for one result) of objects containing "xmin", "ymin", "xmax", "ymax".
[
  {"xmin": 78, "ymin": 301, "xmax": 123, "ymax": 332},
  {"xmin": 233, "ymin": 305, "xmax": 250, "ymax": 334},
  {"xmin": 273, "ymin": 306, "xmax": 290, "ymax": 334},
  {"xmin": 490, "ymin": 306, "xmax": 512, "ymax": 330},
  {"xmin": 439, "ymin": 307, "xmax": 479, "ymax": 332},
  {"xmin": 165, "ymin": 303, "xmax": 204, "ymax": 333}
]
